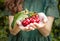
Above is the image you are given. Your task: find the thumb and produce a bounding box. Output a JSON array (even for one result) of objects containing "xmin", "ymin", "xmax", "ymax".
[{"xmin": 16, "ymin": 20, "xmax": 21, "ymax": 26}]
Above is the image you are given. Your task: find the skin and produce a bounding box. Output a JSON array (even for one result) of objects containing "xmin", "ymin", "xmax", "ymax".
[
  {"xmin": 9, "ymin": 16, "xmax": 54, "ymax": 37},
  {"xmin": 33, "ymin": 16, "xmax": 54, "ymax": 37},
  {"xmin": 9, "ymin": 16, "xmax": 34, "ymax": 35}
]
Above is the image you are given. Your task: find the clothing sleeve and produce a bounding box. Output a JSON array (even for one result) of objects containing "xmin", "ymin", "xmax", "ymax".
[{"xmin": 44, "ymin": 0, "xmax": 59, "ymax": 18}]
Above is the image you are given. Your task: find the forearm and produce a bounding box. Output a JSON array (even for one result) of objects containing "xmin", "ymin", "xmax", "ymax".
[
  {"xmin": 9, "ymin": 24, "xmax": 21, "ymax": 35},
  {"xmin": 38, "ymin": 16, "xmax": 54, "ymax": 37},
  {"xmin": 9, "ymin": 16, "xmax": 21, "ymax": 35}
]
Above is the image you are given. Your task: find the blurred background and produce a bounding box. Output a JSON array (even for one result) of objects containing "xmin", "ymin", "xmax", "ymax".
[{"xmin": 0, "ymin": 0, "xmax": 60, "ymax": 41}]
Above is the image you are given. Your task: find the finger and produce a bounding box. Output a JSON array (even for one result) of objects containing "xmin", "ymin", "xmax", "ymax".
[
  {"xmin": 29, "ymin": 27, "xmax": 35, "ymax": 30},
  {"xmin": 34, "ymin": 22, "xmax": 45, "ymax": 29},
  {"xmin": 25, "ymin": 25, "xmax": 35, "ymax": 31},
  {"xmin": 29, "ymin": 23, "xmax": 36, "ymax": 29},
  {"xmin": 19, "ymin": 26, "xmax": 25, "ymax": 30},
  {"xmin": 25, "ymin": 25, "xmax": 30, "ymax": 30},
  {"xmin": 24, "ymin": 25, "xmax": 31, "ymax": 31}
]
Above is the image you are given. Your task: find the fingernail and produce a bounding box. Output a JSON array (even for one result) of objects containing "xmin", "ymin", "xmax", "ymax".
[
  {"xmin": 32, "ymin": 28, "xmax": 35, "ymax": 30},
  {"xmin": 26, "ymin": 27, "xmax": 28, "ymax": 29},
  {"xmin": 30, "ymin": 27, "xmax": 35, "ymax": 30}
]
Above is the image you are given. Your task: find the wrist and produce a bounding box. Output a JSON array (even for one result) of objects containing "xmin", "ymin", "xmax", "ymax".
[{"xmin": 37, "ymin": 26, "xmax": 45, "ymax": 30}]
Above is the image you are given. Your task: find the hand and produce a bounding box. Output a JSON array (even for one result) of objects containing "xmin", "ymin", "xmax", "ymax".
[
  {"xmin": 38, "ymin": 12, "xmax": 48, "ymax": 23},
  {"xmin": 33, "ymin": 22, "xmax": 46, "ymax": 29},
  {"xmin": 16, "ymin": 20, "xmax": 36, "ymax": 31},
  {"xmin": 34, "ymin": 12, "xmax": 47, "ymax": 29},
  {"xmin": 28, "ymin": 23, "xmax": 36, "ymax": 30}
]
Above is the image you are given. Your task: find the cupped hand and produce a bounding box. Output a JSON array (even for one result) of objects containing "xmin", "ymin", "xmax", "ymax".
[
  {"xmin": 33, "ymin": 22, "xmax": 46, "ymax": 29},
  {"xmin": 16, "ymin": 20, "xmax": 36, "ymax": 31}
]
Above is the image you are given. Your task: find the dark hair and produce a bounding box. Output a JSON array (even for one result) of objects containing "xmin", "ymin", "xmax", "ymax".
[{"xmin": 5, "ymin": 0, "xmax": 24, "ymax": 15}]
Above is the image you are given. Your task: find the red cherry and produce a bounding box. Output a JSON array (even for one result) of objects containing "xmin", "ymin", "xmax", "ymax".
[
  {"xmin": 35, "ymin": 14, "xmax": 39, "ymax": 18},
  {"xmin": 32, "ymin": 15, "xmax": 36, "ymax": 19},
  {"xmin": 22, "ymin": 18, "xmax": 31, "ymax": 26},
  {"xmin": 22, "ymin": 20, "xmax": 28, "ymax": 26},
  {"xmin": 25, "ymin": 18, "xmax": 30, "ymax": 24},
  {"xmin": 22, "ymin": 20, "xmax": 27, "ymax": 26},
  {"xmin": 22, "ymin": 14, "xmax": 40, "ymax": 26},
  {"xmin": 29, "ymin": 17, "xmax": 35, "ymax": 23},
  {"xmin": 36, "ymin": 18, "xmax": 40, "ymax": 23}
]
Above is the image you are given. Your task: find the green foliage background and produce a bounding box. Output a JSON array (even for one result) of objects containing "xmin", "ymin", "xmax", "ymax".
[{"xmin": 0, "ymin": 0, "xmax": 60, "ymax": 41}]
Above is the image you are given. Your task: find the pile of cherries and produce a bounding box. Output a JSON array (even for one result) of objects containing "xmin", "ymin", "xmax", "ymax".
[{"xmin": 21, "ymin": 14, "xmax": 40, "ymax": 26}]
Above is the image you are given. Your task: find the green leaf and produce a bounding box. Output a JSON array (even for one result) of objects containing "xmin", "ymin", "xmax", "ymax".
[{"xmin": 11, "ymin": 11, "xmax": 28, "ymax": 28}]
